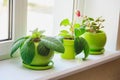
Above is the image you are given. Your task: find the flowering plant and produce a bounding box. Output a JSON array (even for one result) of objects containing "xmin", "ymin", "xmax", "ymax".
[
  {"xmin": 59, "ymin": 10, "xmax": 106, "ymax": 37},
  {"xmin": 58, "ymin": 10, "xmax": 89, "ymax": 60},
  {"xmin": 59, "ymin": 10, "xmax": 85, "ymax": 39}
]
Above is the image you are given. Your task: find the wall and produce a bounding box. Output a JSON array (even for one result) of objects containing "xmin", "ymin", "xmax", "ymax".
[
  {"xmin": 59, "ymin": 58, "xmax": 120, "ymax": 80},
  {"xmin": 84, "ymin": 0, "xmax": 120, "ymax": 51}
]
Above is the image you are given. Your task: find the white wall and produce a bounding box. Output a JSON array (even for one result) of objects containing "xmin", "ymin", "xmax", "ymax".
[{"xmin": 84, "ymin": 0, "xmax": 120, "ymax": 51}]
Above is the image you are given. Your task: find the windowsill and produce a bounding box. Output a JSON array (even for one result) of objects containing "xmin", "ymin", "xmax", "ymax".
[{"xmin": 0, "ymin": 51, "xmax": 120, "ymax": 80}]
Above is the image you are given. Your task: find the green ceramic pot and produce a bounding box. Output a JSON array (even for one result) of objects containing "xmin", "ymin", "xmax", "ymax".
[
  {"xmin": 83, "ymin": 31, "xmax": 107, "ymax": 55},
  {"xmin": 23, "ymin": 43, "xmax": 54, "ymax": 70},
  {"xmin": 61, "ymin": 39, "xmax": 75, "ymax": 59}
]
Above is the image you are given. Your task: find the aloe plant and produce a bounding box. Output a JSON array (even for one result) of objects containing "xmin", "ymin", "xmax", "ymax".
[{"xmin": 10, "ymin": 28, "xmax": 65, "ymax": 64}]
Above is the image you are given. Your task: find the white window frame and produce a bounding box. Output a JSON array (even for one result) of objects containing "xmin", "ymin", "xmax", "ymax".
[
  {"xmin": 116, "ymin": 11, "xmax": 120, "ymax": 50},
  {"xmin": 0, "ymin": 0, "xmax": 27, "ymax": 60}
]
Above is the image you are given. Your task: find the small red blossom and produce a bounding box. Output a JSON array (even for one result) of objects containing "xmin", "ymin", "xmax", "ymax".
[{"xmin": 75, "ymin": 10, "xmax": 81, "ymax": 17}]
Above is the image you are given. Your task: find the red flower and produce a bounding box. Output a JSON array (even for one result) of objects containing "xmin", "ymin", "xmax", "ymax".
[{"xmin": 75, "ymin": 10, "xmax": 81, "ymax": 17}]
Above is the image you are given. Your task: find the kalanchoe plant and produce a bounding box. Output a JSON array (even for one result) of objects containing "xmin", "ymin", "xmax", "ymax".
[
  {"xmin": 10, "ymin": 28, "xmax": 65, "ymax": 65},
  {"xmin": 81, "ymin": 16, "xmax": 105, "ymax": 33},
  {"xmin": 58, "ymin": 10, "xmax": 89, "ymax": 60}
]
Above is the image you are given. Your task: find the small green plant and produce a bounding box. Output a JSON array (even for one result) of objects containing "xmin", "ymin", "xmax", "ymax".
[
  {"xmin": 81, "ymin": 16, "xmax": 105, "ymax": 33},
  {"xmin": 59, "ymin": 18, "xmax": 85, "ymax": 39},
  {"xmin": 58, "ymin": 10, "xmax": 89, "ymax": 60},
  {"xmin": 10, "ymin": 28, "xmax": 65, "ymax": 64}
]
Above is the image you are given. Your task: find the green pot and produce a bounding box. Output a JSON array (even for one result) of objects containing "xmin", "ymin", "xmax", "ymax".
[
  {"xmin": 23, "ymin": 43, "xmax": 54, "ymax": 70},
  {"xmin": 83, "ymin": 31, "xmax": 107, "ymax": 55},
  {"xmin": 61, "ymin": 39, "xmax": 75, "ymax": 59}
]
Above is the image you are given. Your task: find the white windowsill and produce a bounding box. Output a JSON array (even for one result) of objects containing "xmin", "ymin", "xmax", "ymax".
[{"xmin": 0, "ymin": 51, "xmax": 120, "ymax": 80}]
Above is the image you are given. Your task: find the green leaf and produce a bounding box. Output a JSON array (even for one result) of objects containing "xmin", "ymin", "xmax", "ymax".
[
  {"xmin": 37, "ymin": 41, "xmax": 50, "ymax": 56},
  {"xmin": 74, "ymin": 37, "xmax": 89, "ymax": 60},
  {"xmin": 88, "ymin": 17, "xmax": 94, "ymax": 21},
  {"xmin": 74, "ymin": 27, "xmax": 85, "ymax": 37},
  {"xmin": 82, "ymin": 20, "xmax": 86, "ymax": 24},
  {"xmin": 60, "ymin": 30, "xmax": 69, "ymax": 34},
  {"xmin": 58, "ymin": 30, "xmax": 71, "ymax": 38},
  {"xmin": 41, "ymin": 37, "xmax": 65, "ymax": 53},
  {"xmin": 74, "ymin": 28, "xmax": 81, "ymax": 37},
  {"xmin": 74, "ymin": 23, "xmax": 80, "ymax": 28},
  {"xmin": 81, "ymin": 37, "xmax": 89, "ymax": 60},
  {"xmin": 60, "ymin": 19, "xmax": 70, "ymax": 26},
  {"xmin": 83, "ymin": 40, "xmax": 89, "ymax": 60},
  {"xmin": 92, "ymin": 22, "xmax": 97, "ymax": 25},
  {"xmin": 20, "ymin": 38, "xmax": 35, "ymax": 65},
  {"xmin": 10, "ymin": 38, "xmax": 26, "ymax": 57},
  {"xmin": 31, "ymin": 28, "xmax": 45, "ymax": 38},
  {"xmin": 74, "ymin": 37, "xmax": 84, "ymax": 55},
  {"xmin": 13, "ymin": 37, "xmax": 26, "ymax": 44},
  {"xmin": 79, "ymin": 27, "xmax": 86, "ymax": 35},
  {"xmin": 55, "ymin": 36, "xmax": 64, "ymax": 43}
]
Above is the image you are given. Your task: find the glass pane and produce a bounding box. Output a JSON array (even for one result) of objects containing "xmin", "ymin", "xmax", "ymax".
[
  {"xmin": 0, "ymin": 0, "xmax": 9, "ymax": 40},
  {"xmin": 27, "ymin": 0, "xmax": 54, "ymax": 36}
]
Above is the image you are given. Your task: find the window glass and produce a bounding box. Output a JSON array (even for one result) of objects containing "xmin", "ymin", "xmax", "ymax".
[
  {"xmin": 0, "ymin": 0, "xmax": 11, "ymax": 41},
  {"xmin": 27, "ymin": 0, "xmax": 54, "ymax": 36}
]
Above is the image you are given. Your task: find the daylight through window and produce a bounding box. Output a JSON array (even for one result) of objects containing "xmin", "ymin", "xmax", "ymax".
[
  {"xmin": 27, "ymin": 0, "xmax": 54, "ymax": 36},
  {"xmin": 0, "ymin": 0, "xmax": 12, "ymax": 41}
]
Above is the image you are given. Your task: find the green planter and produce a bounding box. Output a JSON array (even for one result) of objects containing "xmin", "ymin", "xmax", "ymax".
[
  {"xmin": 23, "ymin": 42, "xmax": 54, "ymax": 70},
  {"xmin": 61, "ymin": 39, "xmax": 75, "ymax": 59},
  {"xmin": 83, "ymin": 31, "xmax": 107, "ymax": 55}
]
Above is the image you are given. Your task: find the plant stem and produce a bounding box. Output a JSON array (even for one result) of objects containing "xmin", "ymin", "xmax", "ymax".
[{"xmin": 71, "ymin": 25, "xmax": 74, "ymax": 39}]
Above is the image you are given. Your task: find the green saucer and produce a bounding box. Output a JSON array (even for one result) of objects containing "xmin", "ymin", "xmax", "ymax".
[
  {"xmin": 23, "ymin": 61, "xmax": 54, "ymax": 70},
  {"xmin": 90, "ymin": 49, "xmax": 105, "ymax": 55}
]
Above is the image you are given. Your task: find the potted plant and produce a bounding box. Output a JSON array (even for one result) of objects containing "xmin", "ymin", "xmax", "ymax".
[
  {"xmin": 58, "ymin": 10, "xmax": 89, "ymax": 60},
  {"xmin": 10, "ymin": 28, "xmax": 65, "ymax": 70},
  {"xmin": 81, "ymin": 16, "xmax": 107, "ymax": 55}
]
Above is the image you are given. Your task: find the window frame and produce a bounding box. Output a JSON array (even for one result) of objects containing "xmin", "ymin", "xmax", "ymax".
[
  {"xmin": 0, "ymin": 0, "xmax": 27, "ymax": 60},
  {"xmin": 116, "ymin": 11, "xmax": 120, "ymax": 50}
]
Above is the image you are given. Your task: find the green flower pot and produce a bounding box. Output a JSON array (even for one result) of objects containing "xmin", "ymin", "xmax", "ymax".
[
  {"xmin": 23, "ymin": 43, "xmax": 54, "ymax": 70},
  {"xmin": 61, "ymin": 39, "xmax": 75, "ymax": 59},
  {"xmin": 83, "ymin": 31, "xmax": 107, "ymax": 55}
]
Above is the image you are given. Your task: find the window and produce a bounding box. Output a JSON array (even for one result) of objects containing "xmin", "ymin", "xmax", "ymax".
[
  {"xmin": 27, "ymin": 0, "xmax": 73, "ymax": 36},
  {"xmin": 27, "ymin": 0, "xmax": 54, "ymax": 36},
  {"xmin": 0, "ymin": 0, "xmax": 13, "ymax": 59},
  {"xmin": 0, "ymin": 0, "xmax": 12, "ymax": 41},
  {"xmin": 0, "ymin": 0, "xmax": 27, "ymax": 59}
]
